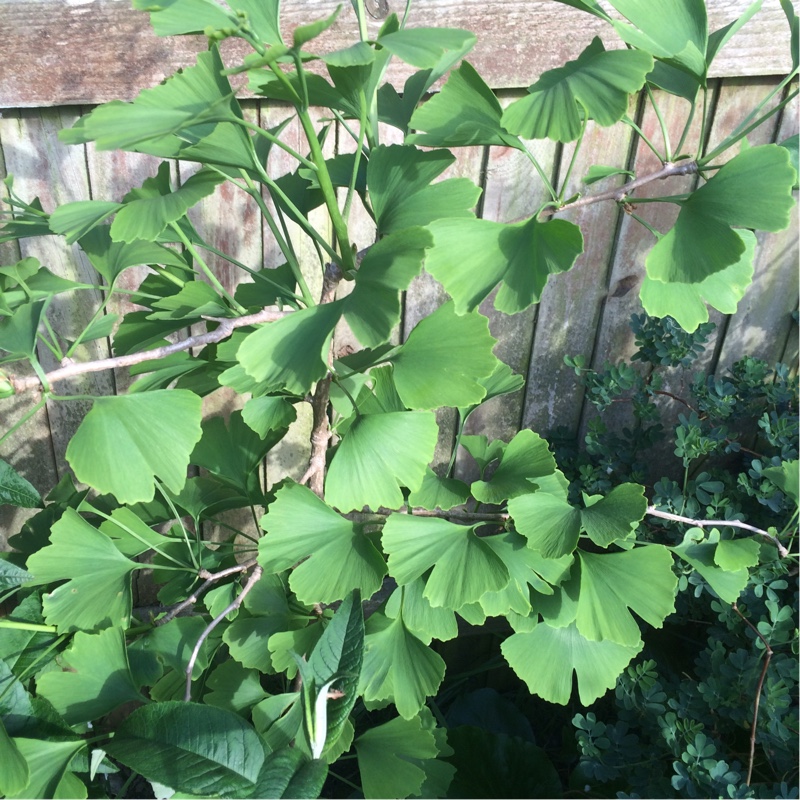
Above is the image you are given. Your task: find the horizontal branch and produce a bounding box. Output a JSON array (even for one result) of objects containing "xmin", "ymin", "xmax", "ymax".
[{"xmin": 10, "ymin": 307, "xmax": 289, "ymax": 394}]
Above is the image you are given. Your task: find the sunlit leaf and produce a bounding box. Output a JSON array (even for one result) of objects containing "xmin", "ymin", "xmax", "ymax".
[
  {"xmin": 508, "ymin": 491, "xmax": 581, "ymax": 559},
  {"xmin": 147, "ymin": 280, "xmax": 230, "ymax": 320},
  {"xmin": 241, "ymin": 396, "xmax": 297, "ymax": 439},
  {"xmin": 6, "ymin": 739, "xmax": 84, "ymax": 800},
  {"xmin": 385, "ymin": 579, "xmax": 459, "ymax": 644},
  {"xmin": 407, "ymin": 468, "xmax": 469, "ymax": 512},
  {"xmin": 0, "ymin": 720, "xmax": 28, "ymax": 796},
  {"xmin": 714, "ymin": 537, "xmax": 760, "ymax": 571},
  {"xmin": 49, "ymin": 201, "xmax": 122, "ymax": 244},
  {"xmin": 293, "ymin": 6, "xmax": 340, "ymax": 47},
  {"xmin": 228, "ymin": 0, "xmax": 282, "ymax": 45},
  {"xmin": 671, "ymin": 534, "xmax": 750, "ymax": 603},
  {"xmin": 379, "ymin": 27, "xmax": 476, "ymax": 68},
  {"xmin": 132, "ymin": 0, "xmax": 236, "ymax": 36}
]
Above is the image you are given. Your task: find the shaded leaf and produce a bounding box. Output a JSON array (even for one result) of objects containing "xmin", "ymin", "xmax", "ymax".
[
  {"xmin": 385, "ymin": 579, "xmax": 459, "ymax": 644},
  {"xmin": 0, "ymin": 719, "xmax": 28, "ymax": 796},
  {"xmin": 5, "ymin": 739, "xmax": 84, "ymax": 800},
  {"xmin": 204, "ymin": 660, "xmax": 268, "ymax": 715},
  {"xmin": 407, "ymin": 468, "xmax": 470, "ymax": 512},
  {"xmin": 0, "ymin": 459, "xmax": 41, "ymax": 508},
  {"xmin": 48, "ymin": 201, "xmax": 122, "ymax": 244},
  {"xmin": 671, "ymin": 534, "xmax": 749, "ymax": 603}
]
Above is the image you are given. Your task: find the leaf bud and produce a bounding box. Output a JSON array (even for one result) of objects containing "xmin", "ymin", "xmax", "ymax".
[{"xmin": 0, "ymin": 371, "xmax": 15, "ymax": 398}]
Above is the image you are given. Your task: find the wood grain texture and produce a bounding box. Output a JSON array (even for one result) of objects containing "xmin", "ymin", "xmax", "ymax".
[{"xmin": 0, "ymin": 0, "xmax": 793, "ymax": 108}]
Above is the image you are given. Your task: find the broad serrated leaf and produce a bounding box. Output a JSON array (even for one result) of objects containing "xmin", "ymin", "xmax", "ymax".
[
  {"xmin": 259, "ymin": 482, "xmax": 387, "ymax": 602},
  {"xmin": 646, "ymin": 146, "xmax": 796, "ymax": 284},
  {"xmin": 575, "ymin": 548, "xmax": 677, "ymax": 645},
  {"xmin": 0, "ymin": 558, "xmax": 33, "ymax": 590},
  {"xmin": 502, "ymin": 38, "xmax": 652, "ymax": 142},
  {"xmin": 0, "ymin": 459, "xmax": 41, "ymax": 508},
  {"xmin": 36, "ymin": 628, "xmax": 143, "ymax": 724},
  {"xmin": 640, "ymin": 229, "xmax": 755, "ymax": 332},
  {"xmin": 104, "ymin": 702, "xmax": 264, "ymax": 796},
  {"xmin": 325, "ymin": 411, "xmax": 438, "ymax": 512},
  {"xmin": 25, "ymin": 509, "xmax": 143, "ymax": 631},
  {"xmin": 407, "ymin": 61, "xmax": 520, "ymax": 148},
  {"xmin": 65, "ymin": 390, "xmax": 202, "ymax": 504},
  {"xmin": 382, "ymin": 514, "xmax": 509, "ymax": 609},
  {"xmin": 425, "ymin": 216, "xmax": 583, "ymax": 314},
  {"xmin": 471, "ymin": 429, "xmax": 556, "ymax": 504},
  {"xmin": 502, "ymin": 621, "xmax": 643, "ymax": 705},
  {"xmin": 359, "ymin": 613, "xmax": 446, "ymax": 719},
  {"xmin": 390, "ymin": 302, "xmax": 500, "ymax": 409}
]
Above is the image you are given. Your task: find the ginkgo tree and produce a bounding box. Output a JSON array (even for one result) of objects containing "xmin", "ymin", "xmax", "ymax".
[{"xmin": 0, "ymin": 0, "xmax": 797, "ymax": 797}]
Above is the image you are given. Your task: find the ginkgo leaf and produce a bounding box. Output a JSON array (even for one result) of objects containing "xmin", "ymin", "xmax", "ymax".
[
  {"xmin": 646, "ymin": 146, "xmax": 796, "ymax": 284},
  {"xmin": 49, "ymin": 201, "xmax": 123, "ymax": 244},
  {"xmin": 0, "ymin": 721, "xmax": 28, "ymax": 796},
  {"xmin": 407, "ymin": 62, "xmax": 521, "ymax": 149},
  {"xmin": 763, "ymin": 459, "xmax": 799, "ymax": 506},
  {"xmin": 6, "ymin": 739, "xmax": 85, "ymax": 800},
  {"xmin": 0, "ymin": 300, "xmax": 47, "ymax": 360},
  {"xmin": 575, "ymin": 548, "xmax": 677, "ymax": 645},
  {"xmin": 425, "ymin": 216, "xmax": 583, "ymax": 314},
  {"xmin": 65, "ymin": 390, "xmax": 202, "ymax": 504},
  {"xmin": 471, "ymin": 429, "xmax": 557, "ymax": 504},
  {"xmin": 131, "ymin": 0, "xmax": 237, "ymax": 36},
  {"xmin": 407, "ymin": 468, "xmax": 470, "ymax": 512},
  {"xmin": 148, "ymin": 280, "xmax": 230, "ymax": 320},
  {"xmin": 670, "ymin": 536, "xmax": 749, "ymax": 603},
  {"xmin": 204, "ymin": 660, "xmax": 268, "ymax": 714},
  {"xmin": 640, "ymin": 229, "xmax": 755, "ymax": 332},
  {"xmin": 367, "ymin": 146, "xmax": 480, "ymax": 236},
  {"xmin": 241, "ymin": 396, "xmax": 297, "ymax": 439},
  {"xmin": 358, "ymin": 613, "xmax": 446, "ymax": 719},
  {"xmin": 259, "ymin": 482, "xmax": 387, "ymax": 603},
  {"xmin": 580, "ymin": 484, "xmax": 647, "ymax": 548},
  {"xmin": 508, "ymin": 491, "xmax": 581, "ymax": 559},
  {"xmin": 236, "ymin": 302, "xmax": 342, "ymax": 396},
  {"xmin": 325, "ymin": 412, "xmax": 438, "ymax": 512},
  {"xmin": 714, "ymin": 538, "xmax": 760, "ymax": 572},
  {"xmin": 385, "ymin": 579, "xmax": 459, "ymax": 644},
  {"xmin": 501, "ymin": 38, "xmax": 653, "ymax": 142},
  {"xmin": 390, "ymin": 302, "xmax": 500, "ymax": 409},
  {"xmin": 378, "ymin": 27, "xmax": 476, "ymax": 69},
  {"xmin": 25, "ymin": 509, "xmax": 143, "ymax": 631},
  {"xmin": 382, "ymin": 514, "xmax": 509, "ymax": 609},
  {"xmin": 35, "ymin": 628, "xmax": 143, "ymax": 724},
  {"xmin": 355, "ymin": 713, "xmax": 440, "ymax": 799},
  {"xmin": 502, "ymin": 621, "xmax": 643, "ymax": 705}
]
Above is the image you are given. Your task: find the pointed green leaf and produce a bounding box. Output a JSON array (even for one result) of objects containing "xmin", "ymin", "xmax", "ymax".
[
  {"xmin": 646, "ymin": 146, "xmax": 796, "ymax": 283},
  {"xmin": 583, "ymin": 165, "xmax": 635, "ymax": 185},
  {"xmin": 407, "ymin": 468, "xmax": 469, "ymax": 511},
  {"xmin": 325, "ymin": 411, "xmax": 438, "ymax": 512},
  {"xmin": 508, "ymin": 491, "xmax": 581, "ymax": 558},
  {"xmin": 25, "ymin": 509, "xmax": 142, "ymax": 631},
  {"xmin": 104, "ymin": 702, "xmax": 265, "ymax": 796},
  {"xmin": 472, "ymin": 430, "xmax": 557, "ymax": 504},
  {"xmin": 575, "ymin": 548, "xmax": 677, "ymax": 645},
  {"xmin": 640, "ymin": 229, "xmax": 755, "ymax": 332},
  {"xmin": 65, "ymin": 389, "xmax": 202, "ymax": 504},
  {"xmin": 237, "ymin": 302, "xmax": 342, "ymax": 395},
  {"xmin": 382, "ymin": 514, "xmax": 509, "ymax": 609},
  {"xmin": 385, "ymin": 579, "xmax": 459, "ymax": 644},
  {"xmin": 355, "ymin": 713, "xmax": 440, "ymax": 798},
  {"xmin": 706, "ymin": 1, "xmax": 762, "ymax": 69},
  {"xmin": 293, "ymin": 6, "xmax": 340, "ymax": 47},
  {"xmin": 359, "ymin": 613, "xmax": 446, "ymax": 719},
  {"xmin": 408, "ymin": 62, "xmax": 520, "ymax": 148},
  {"xmin": 780, "ymin": 0, "xmax": 799, "ymax": 68},
  {"xmin": 6, "ymin": 739, "xmax": 84, "ymax": 800},
  {"xmin": 502, "ymin": 38, "xmax": 653, "ymax": 142},
  {"xmin": 425, "ymin": 216, "xmax": 583, "ymax": 314},
  {"xmin": 49, "ymin": 201, "xmax": 123, "ymax": 244},
  {"xmin": 259, "ymin": 482, "xmax": 387, "ymax": 603},
  {"xmin": 390, "ymin": 302, "xmax": 500, "ymax": 409},
  {"xmin": 0, "ymin": 459, "xmax": 41, "ymax": 508},
  {"xmin": 581, "ymin": 484, "xmax": 647, "ymax": 548},
  {"xmin": 502, "ymin": 621, "xmax": 643, "ymax": 705},
  {"xmin": 0, "ymin": 559, "xmax": 34, "ymax": 590},
  {"xmin": 0, "ymin": 300, "xmax": 46, "ymax": 359},
  {"xmin": 671, "ymin": 535, "xmax": 749, "ymax": 603},
  {"xmin": 36, "ymin": 628, "xmax": 143, "ymax": 724}
]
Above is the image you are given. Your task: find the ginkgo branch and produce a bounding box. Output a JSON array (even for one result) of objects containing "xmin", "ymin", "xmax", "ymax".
[
  {"xmin": 184, "ymin": 564, "xmax": 263, "ymax": 702},
  {"xmin": 10, "ymin": 307, "xmax": 290, "ymax": 393}
]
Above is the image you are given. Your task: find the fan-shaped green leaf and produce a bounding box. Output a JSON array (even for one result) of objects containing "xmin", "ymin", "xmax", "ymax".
[
  {"xmin": 132, "ymin": 0, "xmax": 236, "ymax": 36},
  {"xmin": 502, "ymin": 621, "xmax": 643, "ymax": 705},
  {"xmin": 204, "ymin": 660, "xmax": 268, "ymax": 714},
  {"xmin": 508, "ymin": 491, "xmax": 581, "ymax": 558},
  {"xmin": 0, "ymin": 300, "xmax": 46, "ymax": 359},
  {"xmin": 36, "ymin": 628, "xmax": 143, "ymax": 724},
  {"xmin": 148, "ymin": 280, "xmax": 229, "ymax": 320},
  {"xmin": 407, "ymin": 468, "xmax": 469, "ymax": 511},
  {"xmin": 640, "ymin": 229, "xmax": 755, "ymax": 332},
  {"xmin": 359, "ymin": 614, "xmax": 446, "ymax": 719},
  {"xmin": 390, "ymin": 302, "xmax": 499, "ymax": 409},
  {"xmin": 382, "ymin": 514, "xmax": 509, "ymax": 609},
  {"xmin": 379, "ymin": 27, "xmax": 476, "ymax": 68},
  {"xmin": 65, "ymin": 390, "xmax": 202, "ymax": 504},
  {"xmin": 425, "ymin": 216, "xmax": 583, "ymax": 314},
  {"xmin": 385, "ymin": 579, "xmax": 459, "ymax": 644},
  {"xmin": 763, "ymin": 459, "xmax": 799, "ymax": 506},
  {"xmin": 714, "ymin": 537, "xmax": 760, "ymax": 572},
  {"xmin": 501, "ymin": 38, "xmax": 653, "ymax": 142},
  {"xmin": 671, "ymin": 534, "xmax": 750, "ymax": 603},
  {"xmin": 580, "ymin": 484, "xmax": 647, "ymax": 547},
  {"xmin": 49, "ymin": 201, "xmax": 123, "ymax": 244},
  {"xmin": 646, "ymin": 146, "xmax": 796, "ymax": 284},
  {"xmin": 104, "ymin": 702, "xmax": 265, "ymax": 796},
  {"xmin": 259, "ymin": 482, "xmax": 387, "ymax": 602},
  {"xmin": 242, "ymin": 396, "xmax": 297, "ymax": 439},
  {"xmin": 325, "ymin": 411, "xmax": 438, "ymax": 512},
  {"xmin": 5, "ymin": 739, "xmax": 85, "ymax": 800}
]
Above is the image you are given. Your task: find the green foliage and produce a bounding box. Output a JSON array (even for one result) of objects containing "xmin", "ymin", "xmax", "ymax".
[{"xmin": 0, "ymin": 0, "xmax": 796, "ymax": 798}]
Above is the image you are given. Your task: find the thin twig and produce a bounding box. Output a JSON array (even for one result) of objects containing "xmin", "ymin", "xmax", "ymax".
[
  {"xmin": 646, "ymin": 506, "xmax": 789, "ymax": 557},
  {"xmin": 157, "ymin": 559, "xmax": 258, "ymax": 626},
  {"xmin": 732, "ymin": 602, "xmax": 774, "ymax": 786},
  {"xmin": 184, "ymin": 564, "xmax": 263, "ymax": 702},
  {"xmin": 10, "ymin": 307, "xmax": 290, "ymax": 393}
]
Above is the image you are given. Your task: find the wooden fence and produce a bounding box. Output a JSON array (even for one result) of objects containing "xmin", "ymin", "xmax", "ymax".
[{"xmin": 0, "ymin": 0, "xmax": 797, "ymax": 540}]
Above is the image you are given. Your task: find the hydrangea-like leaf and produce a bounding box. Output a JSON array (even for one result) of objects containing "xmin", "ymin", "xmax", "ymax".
[
  {"xmin": 471, "ymin": 430, "xmax": 557, "ymax": 504},
  {"xmin": 236, "ymin": 302, "xmax": 342, "ymax": 396},
  {"xmin": 367, "ymin": 146, "xmax": 479, "ymax": 236},
  {"xmin": 407, "ymin": 62, "xmax": 521, "ymax": 149},
  {"xmin": 259, "ymin": 483, "xmax": 387, "ymax": 603},
  {"xmin": 575, "ymin": 548, "xmax": 677, "ymax": 645},
  {"xmin": 390, "ymin": 302, "xmax": 500, "ymax": 409},
  {"xmin": 65, "ymin": 389, "xmax": 202, "ymax": 504},
  {"xmin": 385, "ymin": 579, "xmax": 459, "ymax": 644},
  {"xmin": 325, "ymin": 412, "xmax": 438, "ymax": 512},
  {"xmin": 355, "ymin": 713, "xmax": 441, "ymax": 799},
  {"xmin": 425, "ymin": 216, "xmax": 583, "ymax": 314},
  {"xmin": 646, "ymin": 146, "xmax": 796, "ymax": 284},
  {"xmin": 501, "ymin": 38, "xmax": 653, "ymax": 142},
  {"xmin": 502, "ymin": 621, "xmax": 643, "ymax": 705},
  {"xmin": 358, "ymin": 614, "xmax": 446, "ymax": 719},
  {"xmin": 25, "ymin": 509, "xmax": 143, "ymax": 631},
  {"xmin": 382, "ymin": 514, "xmax": 509, "ymax": 609},
  {"xmin": 640, "ymin": 229, "xmax": 755, "ymax": 332},
  {"xmin": 35, "ymin": 628, "xmax": 143, "ymax": 724}
]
